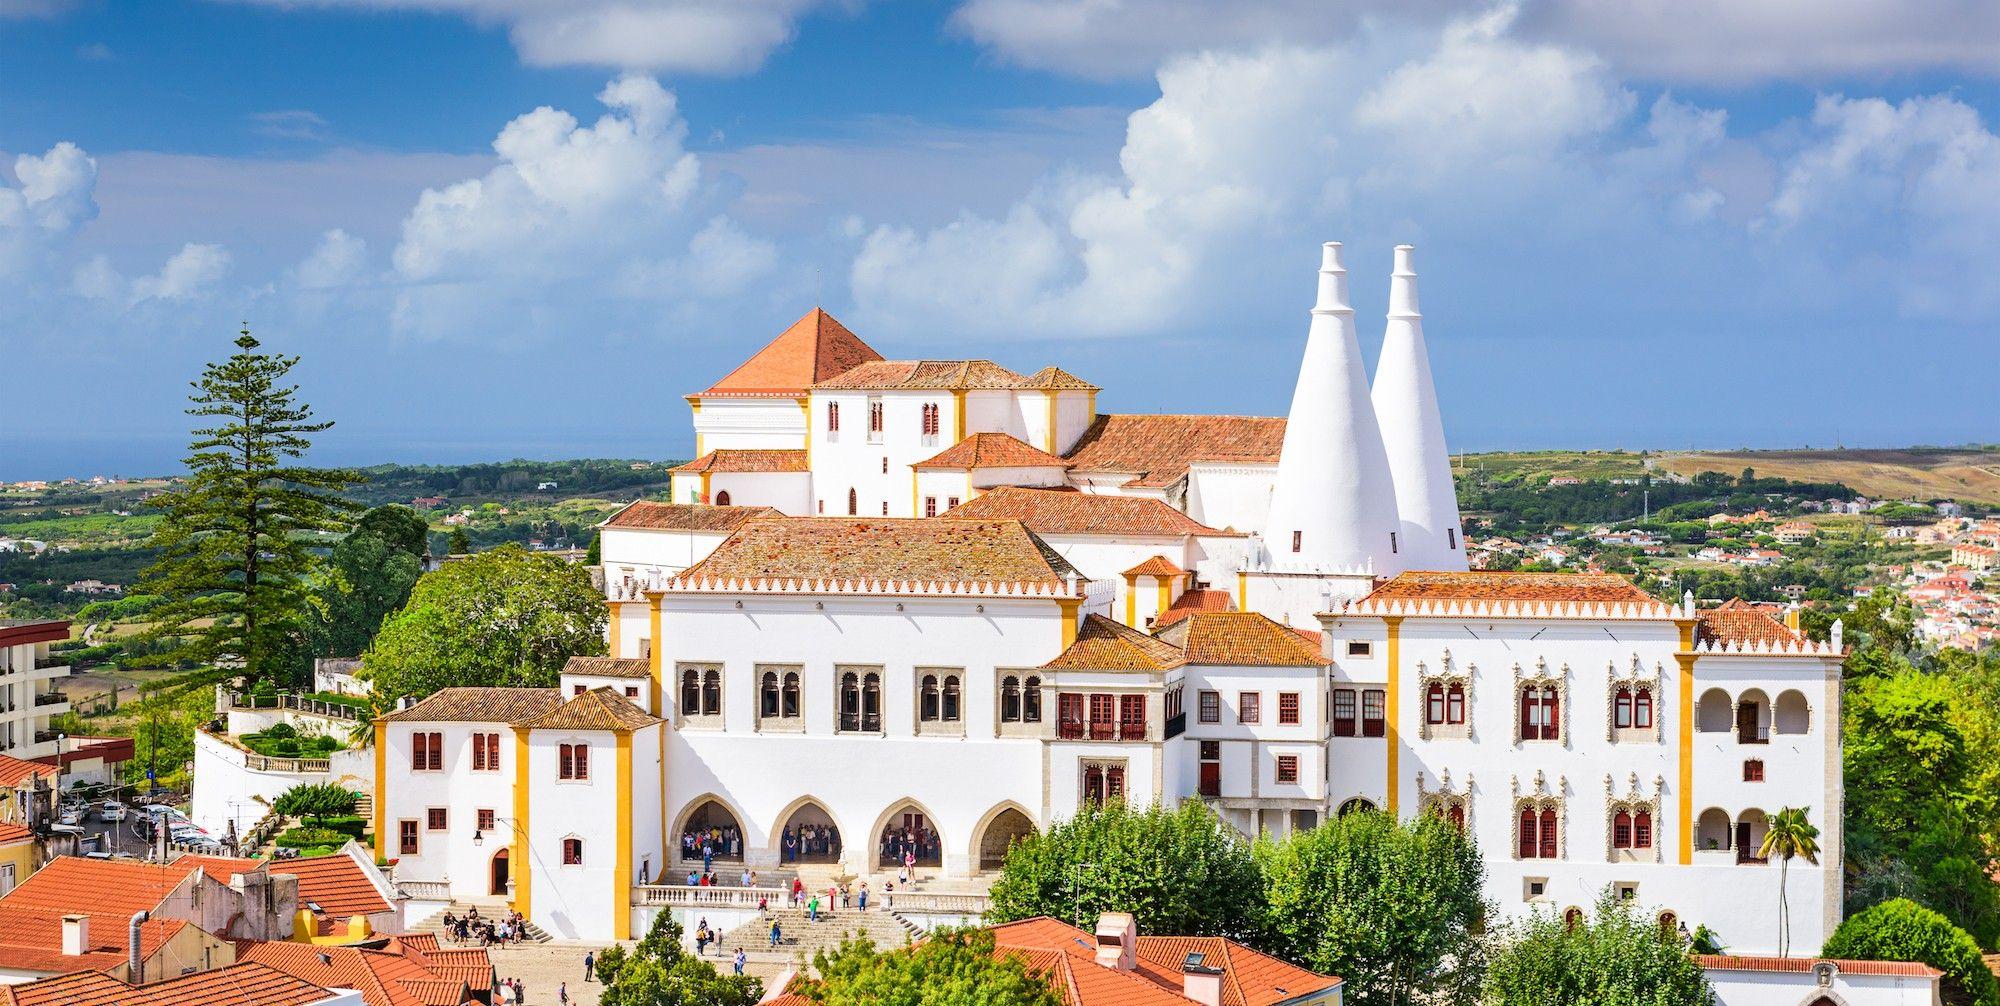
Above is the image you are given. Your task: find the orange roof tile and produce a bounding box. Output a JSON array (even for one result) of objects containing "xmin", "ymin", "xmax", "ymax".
[
  {"xmin": 0, "ymin": 906, "xmax": 193, "ymax": 975},
  {"xmin": 602, "ymin": 501, "xmax": 779, "ymax": 531},
  {"xmin": 1362, "ymin": 570, "xmax": 1658, "ymax": 605},
  {"xmin": 271, "ymin": 852, "xmax": 393, "ymax": 919},
  {"xmin": 986, "ymin": 917, "xmax": 1341, "ymax": 1006},
  {"xmin": 4, "ymin": 857, "xmax": 200, "ymax": 920},
  {"xmin": 914, "ymin": 433, "xmax": 1072, "ymax": 471},
  {"xmin": 515, "ymin": 686, "xmax": 662, "ymax": 732},
  {"xmin": 675, "ymin": 518, "xmax": 1081, "ymax": 589},
  {"xmin": 1018, "ymin": 366, "xmax": 1100, "ymax": 391},
  {"xmin": 561, "ymin": 655, "xmax": 652, "ymax": 679},
  {"xmin": 0, "ymin": 824, "xmax": 31, "ymax": 846},
  {"xmin": 0, "ymin": 756, "xmax": 55, "ymax": 789},
  {"xmin": 240, "ymin": 940, "xmax": 488, "ymax": 1006},
  {"xmin": 1044, "ymin": 615, "xmax": 1187, "ymax": 672},
  {"xmin": 1063, "ymin": 415, "xmax": 1286, "ymax": 490},
  {"xmin": 1123, "ymin": 556, "xmax": 1188, "ymax": 578},
  {"xmin": 1156, "ymin": 613, "xmax": 1329, "ymax": 666},
  {"xmin": 1695, "ymin": 954, "xmax": 1941, "ymax": 978},
  {"xmin": 812, "ymin": 359, "xmax": 1027, "ymax": 391},
  {"xmin": 0, "ymin": 961, "xmax": 336, "ymax": 1006},
  {"xmin": 944, "ymin": 487, "xmax": 1225, "ymax": 538},
  {"xmin": 380, "ymin": 688, "xmax": 562, "ymax": 724},
  {"xmin": 700, "ymin": 308, "xmax": 882, "ymax": 397},
  {"xmin": 1153, "ymin": 589, "xmax": 1234, "ymax": 628},
  {"xmin": 1695, "ymin": 598, "xmax": 1810, "ymax": 648},
  {"xmin": 667, "ymin": 450, "xmax": 808, "ymax": 474}
]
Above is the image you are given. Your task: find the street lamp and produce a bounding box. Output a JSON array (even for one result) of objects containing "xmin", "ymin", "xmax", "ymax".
[{"xmin": 472, "ymin": 829, "xmax": 483, "ymax": 848}]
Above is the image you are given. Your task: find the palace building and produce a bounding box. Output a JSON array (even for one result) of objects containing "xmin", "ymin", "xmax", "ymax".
[{"xmin": 375, "ymin": 243, "xmax": 1845, "ymax": 954}]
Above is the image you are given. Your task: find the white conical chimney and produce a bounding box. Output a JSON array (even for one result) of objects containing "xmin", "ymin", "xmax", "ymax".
[
  {"xmin": 1263, "ymin": 242, "xmax": 1404, "ymax": 576},
  {"xmin": 1372, "ymin": 245, "xmax": 1466, "ymax": 571}
]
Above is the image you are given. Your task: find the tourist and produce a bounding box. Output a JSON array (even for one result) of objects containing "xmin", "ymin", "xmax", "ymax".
[
  {"xmin": 769, "ymin": 919, "xmax": 781, "ymax": 948},
  {"xmin": 686, "ymin": 868, "xmax": 699, "ymax": 886},
  {"xmin": 582, "ymin": 950, "xmax": 594, "ymax": 982},
  {"xmin": 733, "ymin": 947, "xmax": 746, "ymax": 976},
  {"xmin": 758, "ymin": 893, "xmax": 769, "ymax": 913},
  {"xmin": 696, "ymin": 925, "xmax": 709, "ymax": 956},
  {"xmin": 739, "ymin": 867, "xmax": 751, "ymax": 886},
  {"xmin": 857, "ymin": 884, "xmax": 868, "ymax": 911},
  {"xmin": 558, "ymin": 983, "xmax": 568, "ymax": 1006},
  {"xmin": 747, "ymin": 869, "xmax": 757, "ymax": 887}
]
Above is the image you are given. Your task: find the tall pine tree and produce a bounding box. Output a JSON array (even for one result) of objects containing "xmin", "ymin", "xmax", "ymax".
[{"xmin": 137, "ymin": 326, "xmax": 360, "ymax": 688}]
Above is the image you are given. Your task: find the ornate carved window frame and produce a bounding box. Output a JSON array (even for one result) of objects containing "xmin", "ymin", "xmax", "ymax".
[
  {"xmin": 1511, "ymin": 770, "xmax": 1566, "ymax": 860},
  {"xmin": 1416, "ymin": 649, "xmax": 1474, "ymax": 741},
  {"xmin": 1603, "ymin": 772, "xmax": 1665, "ymax": 863},
  {"xmin": 1605, "ymin": 655, "xmax": 1664, "ymax": 744},
  {"xmin": 1513, "ymin": 658, "xmax": 1569, "ymax": 748},
  {"xmin": 1416, "ymin": 768, "xmax": 1473, "ymax": 833}
]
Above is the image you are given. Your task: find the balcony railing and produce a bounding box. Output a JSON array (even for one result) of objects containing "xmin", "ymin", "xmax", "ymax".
[
  {"xmin": 396, "ymin": 879, "xmax": 453, "ymax": 902},
  {"xmin": 242, "ymin": 754, "xmax": 332, "ymax": 774},
  {"xmin": 1164, "ymin": 713, "xmax": 1186, "ymax": 739},
  {"xmin": 33, "ymin": 692, "xmax": 66, "ymax": 708},
  {"xmin": 32, "ymin": 657, "xmax": 68, "ymax": 671},
  {"xmin": 226, "ymin": 691, "xmax": 365, "ymax": 722},
  {"xmin": 1056, "ymin": 721, "xmax": 1147, "ymax": 741}
]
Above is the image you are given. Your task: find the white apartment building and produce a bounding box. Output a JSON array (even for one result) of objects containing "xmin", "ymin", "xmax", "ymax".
[{"xmin": 0, "ymin": 621, "xmax": 75, "ymax": 759}]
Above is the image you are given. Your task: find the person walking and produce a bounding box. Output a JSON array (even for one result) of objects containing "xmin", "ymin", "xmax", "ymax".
[
  {"xmin": 733, "ymin": 948, "xmax": 746, "ymax": 976},
  {"xmin": 769, "ymin": 919, "xmax": 781, "ymax": 948},
  {"xmin": 808, "ymin": 893, "xmax": 819, "ymax": 923},
  {"xmin": 582, "ymin": 950, "xmax": 594, "ymax": 982},
  {"xmin": 558, "ymin": 983, "xmax": 569, "ymax": 1006}
]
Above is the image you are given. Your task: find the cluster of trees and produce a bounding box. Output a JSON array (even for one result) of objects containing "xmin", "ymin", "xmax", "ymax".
[
  {"xmin": 1460, "ymin": 468, "xmax": 1851, "ymax": 536},
  {"xmin": 593, "ymin": 913, "xmax": 762, "ymax": 1006},
  {"xmin": 345, "ymin": 459, "xmax": 670, "ymax": 507},
  {"xmin": 987, "ymin": 802, "xmax": 1703, "ymax": 1006}
]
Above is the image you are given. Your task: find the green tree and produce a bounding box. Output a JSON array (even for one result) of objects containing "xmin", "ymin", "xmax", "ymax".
[
  {"xmin": 446, "ymin": 526, "xmax": 471, "ymax": 555},
  {"xmin": 1758, "ymin": 807, "xmax": 1821, "ymax": 957},
  {"xmin": 1484, "ymin": 891, "xmax": 1709, "ymax": 1006},
  {"xmin": 272, "ymin": 782, "xmax": 360, "ymax": 829},
  {"xmin": 135, "ymin": 327, "xmax": 360, "ymax": 687},
  {"xmin": 796, "ymin": 929, "xmax": 1061, "ymax": 1006},
  {"xmin": 985, "ymin": 802, "xmax": 1262, "ymax": 940},
  {"xmin": 1258, "ymin": 810, "xmax": 1486, "ymax": 1006},
  {"xmin": 302, "ymin": 505, "xmax": 428, "ymax": 663},
  {"xmin": 599, "ymin": 913, "xmax": 761, "ymax": 1006},
  {"xmin": 362, "ymin": 545, "xmax": 605, "ymax": 703},
  {"xmin": 1822, "ymin": 899, "xmax": 2000, "ymax": 1006}
]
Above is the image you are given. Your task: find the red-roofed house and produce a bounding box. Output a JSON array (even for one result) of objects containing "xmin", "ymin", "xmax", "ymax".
[{"xmin": 1700, "ymin": 954, "xmax": 1940, "ymax": 1005}]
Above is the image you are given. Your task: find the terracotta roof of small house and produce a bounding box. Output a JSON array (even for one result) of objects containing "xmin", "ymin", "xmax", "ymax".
[
  {"xmin": 0, "ymin": 961, "xmax": 338, "ymax": 1006},
  {"xmin": 988, "ymin": 917, "xmax": 1340, "ymax": 1006},
  {"xmin": 1362, "ymin": 570, "xmax": 1658, "ymax": 605},
  {"xmin": 1156, "ymin": 612, "xmax": 1329, "ymax": 666},
  {"xmin": 698, "ymin": 308, "xmax": 882, "ymax": 397},
  {"xmin": 240, "ymin": 939, "xmax": 490, "ymax": 1006},
  {"xmin": 1063, "ymin": 415, "xmax": 1286, "ymax": 490},
  {"xmin": 0, "ymin": 620, "xmax": 67, "ymax": 648},
  {"xmin": 270, "ymin": 852, "xmax": 393, "ymax": 919},
  {"xmin": 3, "ymin": 856, "xmax": 201, "ymax": 920},
  {"xmin": 602, "ymin": 501, "xmax": 780, "ymax": 531},
  {"xmin": 0, "ymin": 906, "xmax": 193, "ymax": 976},
  {"xmin": 667, "ymin": 450, "xmax": 808, "ymax": 474},
  {"xmin": 1695, "ymin": 598, "xmax": 1811, "ymax": 648},
  {"xmin": 0, "ymin": 755, "xmax": 55, "ymax": 788},
  {"xmin": 561, "ymin": 655, "xmax": 652, "ymax": 679},
  {"xmin": 515, "ymin": 686, "xmax": 662, "ymax": 732},
  {"xmin": 1044, "ymin": 614, "xmax": 1187, "ymax": 671},
  {"xmin": 1123, "ymin": 556, "xmax": 1188, "ymax": 578},
  {"xmin": 1017, "ymin": 366, "xmax": 1099, "ymax": 390},
  {"xmin": 379, "ymin": 687, "xmax": 563, "ymax": 724},
  {"xmin": 1694, "ymin": 954, "xmax": 1941, "ymax": 978},
  {"xmin": 1154, "ymin": 588, "xmax": 1235, "ymax": 628},
  {"xmin": 674, "ymin": 518, "xmax": 1082, "ymax": 589},
  {"xmin": 812, "ymin": 359, "xmax": 1029, "ymax": 391},
  {"xmin": 913, "ymin": 434, "xmax": 1072, "ymax": 471},
  {"xmin": 943, "ymin": 487, "xmax": 1225, "ymax": 537}
]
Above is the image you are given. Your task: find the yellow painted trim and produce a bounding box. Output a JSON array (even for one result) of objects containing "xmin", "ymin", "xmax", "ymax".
[
  {"xmin": 912, "ymin": 475, "xmax": 920, "ymax": 518},
  {"xmin": 699, "ymin": 471, "xmax": 712, "ymax": 504},
  {"xmin": 614, "ymin": 730, "xmax": 634, "ymax": 940},
  {"xmin": 800, "ymin": 397, "xmax": 811, "ymax": 468},
  {"xmin": 1043, "ymin": 392, "xmax": 1058, "ymax": 454},
  {"xmin": 1236, "ymin": 571, "xmax": 1247, "ymax": 610},
  {"xmin": 1058, "ymin": 598, "xmax": 1081, "ymax": 648},
  {"xmin": 964, "ymin": 472, "xmax": 973, "ymax": 507},
  {"xmin": 606, "ymin": 600, "xmax": 622, "ymax": 657},
  {"xmin": 512, "ymin": 728, "xmax": 531, "ymax": 919},
  {"xmin": 953, "ymin": 390, "xmax": 967, "ymax": 441},
  {"xmin": 1122, "ymin": 574, "xmax": 1138, "ymax": 626},
  {"xmin": 690, "ymin": 398, "xmax": 703, "ymax": 460},
  {"xmin": 372, "ymin": 721, "xmax": 386, "ymax": 864},
  {"xmin": 1384, "ymin": 617, "xmax": 1403, "ymax": 814},
  {"xmin": 649, "ymin": 593, "xmax": 668, "ymax": 870},
  {"xmin": 1675, "ymin": 617, "xmax": 1698, "ymax": 866},
  {"xmin": 1156, "ymin": 577, "xmax": 1170, "ymax": 620}
]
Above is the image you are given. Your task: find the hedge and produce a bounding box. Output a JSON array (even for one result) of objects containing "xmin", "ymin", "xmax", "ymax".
[
  {"xmin": 1822, "ymin": 898, "xmax": 2000, "ymax": 1006},
  {"xmin": 275, "ymin": 827, "xmax": 349, "ymax": 850}
]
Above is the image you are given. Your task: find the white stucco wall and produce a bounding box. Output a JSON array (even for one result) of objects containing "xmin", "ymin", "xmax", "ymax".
[
  {"xmin": 190, "ymin": 730, "xmax": 373, "ymax": 841},
  {"xmin": 1705, "ymin": 965, "xmax": 1940, "ymax": 1006},
  {"xmin": 378, "ymin": 719, "xmax": 519, "ymax": 903}
]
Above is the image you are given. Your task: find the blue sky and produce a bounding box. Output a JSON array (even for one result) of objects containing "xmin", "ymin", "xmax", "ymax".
[{"xmin": 3, "ymin": 1, "xmax": 1997, "ymax": 479}]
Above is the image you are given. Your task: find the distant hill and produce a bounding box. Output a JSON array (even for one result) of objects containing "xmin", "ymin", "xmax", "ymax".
[{"xmin": 1655, "ymin": 447, "xmax": 2000, "ymax": 506}]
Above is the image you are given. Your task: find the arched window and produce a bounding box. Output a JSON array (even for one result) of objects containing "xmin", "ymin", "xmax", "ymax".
[
  {"xmin": 1634, "ymin": 687, "xmax": 1653, "ymax": 729},
  {"xmin": 1447, "ymin": 803, "xmax": 1465, "ymax": 831},
  {"xmin": 781, "ymin": 672, "xmax": 800, "ymax": 718},
  {"xmin": 869, "ymin": 401, "xmax": 883, "ymax": 433},
  {"xmin": 1519, "ymin": 685, "xmax": 1559, "ymax": 741},
  {"xmin": 827, "ymin": 402, "xmax": 839, "ymax": 432},
  {"xmin": 1634, "ymin": 810, "xmax": 1653, "ymax": 849},
  {"xmin": 760, "ymin": 672, "xmax": 780, "ymax": 718},
  {"xmin": 1539, "ymin": 808, "xmax": 1558, "ymax": 858},
  {"xmin": 942, "ymin": 675, "xmax": 961, "ymax": 722},
  {"xmin": 863, "ymin": 672, "xmax": 882, "ymax": 731},
  {"xmin": 1000, "ymin": 676, "xmax": 1021, "ymax": 722},
  {"xmin": 847, "ymin": 488, "xmax": 858, "ymax": 516},
  {"xmin": 1615, "ymin": 687, "xmax": 1634, "ymax": 729},
  {"xmin": 714, "ymin": 490, "xmax": 731, "ymax": 506},
  {"xmin": 681, "ymin": 668, "xmax": 700, "ymax": 714},
  {"xmin": 1023, "ymin": 676, "xmax": 1043, "ymax": 722},
  {"xmin": 839, "ymin": 672, "xmax": 861, "ymax": 732},
  {"xmin": 1425, "ymin": 683, "xmax": 1446, "ymax": 725},
  {"xmin": 1446, "ymin": 683, "xmax": 1465, "ymax": 724},
  {"xmin": 920, "ymin": 675, "xmax": 940, "ymax": 722},
  {"xmin": 1517, "ymin": 808, "xmax": 1536, "ymax": 858},
  {"xmin": 701, "ymin": 669, "xmax": 722, "ymax": 715},
  {"xmin": 1519, "ymin": 804, "xmax": 1558, "ymax": 859},
  {"xmin": 562, "ymin": 837, "xmax": 584, "ymax": 865},
  {"xmin": 1614, "ymin": 810, "xmax": 1633, "ymax": 848},
  {"xmin": 1562, "ymin": 906, "xmax": 1584, "ymax": 930}
]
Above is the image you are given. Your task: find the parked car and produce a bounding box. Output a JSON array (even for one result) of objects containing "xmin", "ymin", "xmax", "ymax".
[
  {"xmin": 140, "ymin": 804, "xmax": 186, "ymax": 821},
  {"xmin": 56, "ymin": 805, "xmax": 82, "ymax": 827},
  {"xmin": 98, "ymin": 801, "xmax": 127, "ymax": 823}
]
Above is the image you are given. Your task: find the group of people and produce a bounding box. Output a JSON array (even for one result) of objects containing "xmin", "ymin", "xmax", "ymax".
[
  {"xmin": 680, "ymin": 823, "xmax": 743, "ymax": 867},
  {"xmin": 781, "ymin": 822, "xmax": 841, "ymax": 862},
  {"xmin": 495, "ymin": 977, "xmax": 530, "ymax": 1003},
  {"xmin": 878, "ymin": 824, "xmax": 940, "ymax": 868},
  {"xmin": 687, "ymin": 917, "xmax": 749, "ymax": 974},
  {"xmin": 439, "ymin": 906, "xmax": 528, "ymax": 946},
  {"xmin": 682, "ymin": 866, "xmax": 759, "ymax": 887}
]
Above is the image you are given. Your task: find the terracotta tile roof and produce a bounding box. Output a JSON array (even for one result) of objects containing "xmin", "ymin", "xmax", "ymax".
[
  {"xmin": 0, "ymin": 905, "xmax": 193, "ymax": 975},
  {"xmin": 699, "ymin": 308, "xmax": 882, "ymax": 397},
  {"xmin": 0, "ymin": 824, "xmax": 29, "ymax": 846},
  {"xmin": 561, "ymin": 655, "xmax": 652, "ymax": 679},
  {"xmin": 1044, "ymin": 614, "xmax": 1187, "ymax": 672},
  {"xmin": 392, "ymin": 934, "xmax": 441, "ymax": 954},
  {"xmin": 240, "ymin": 940, "xmax": 487, "ymax": 1006},
  {"xmin": 812, "ymin": 359, "xmax": 1027, "ymax": 391},
  {"xmin": 0, "ymin": 756, "xmax": 55, "ymax": 788},
  {"xmin": 515, "ymin": 686, "xmax": 662, "ymax": 732},
  {"xmin": 1363, "ymin": 570, "xmax": 1658, "ymax": 605},
  {"xmin": 3, "ymin": 857, "xmax": 200, "ymax": 920},
  {"xmin": 1123, "ymin": 556, "xmax": 1188, "ymax": 578},
  {"xmin": 1156, "ymin": 613, "xmax": 1329, "ymax": 666},
  {"xmin": 0, "ymin": 961, "xmax": 337, "ymax": 1006},
  {"xmin": 913, "ymin": 433, "xmax": 1072, "ymax": 471},
  {"xmin": 667, "ymin": 450, "xmax": 808, "ymax": 474},
  {"xmin": 0, "ymin": 621, "xmax": 68, "ymax": 648},
  {"xmin": 602, "ymin": 501, "xmax": 779, "ymax": 531},
  {"xmin": 675, "ymin": 518, "xmax": 1082, "ymax": 589},
  {"xmin": 1063, "ymin": 415, "xmax": 1286, "ymax": 490},
  {"xmin": 379, "ymin": 688, "xmax": 562, "ymax": 724},
  {"xmin": 1018, "ymin": 366, "xmax": 1100, "ymax": 391},
  {"xmin": 397, "ymin": 978, "xmax": 472, "ymax": 1005},
  {"xmin": 1695, "ymin": 598, "xmax": 1809, "ymax": 648},
  {"xmin": 272, "ymin": 852, "xmax": 393, "ymax": 919},
  {"xmin": 1695, "ymin": 954, "xmax": 1941, "ymax": 978},
  {"xmin": 1153, "ymin": 589, "xmax": 1234, "ymax": 628},
  {"xmin": 987, "ymin": 917, "xmax": 1340, "ymax": 1006},
  {"xmin": 943, "ymin": 487, "xmax": 1225, "ymax": 538}
]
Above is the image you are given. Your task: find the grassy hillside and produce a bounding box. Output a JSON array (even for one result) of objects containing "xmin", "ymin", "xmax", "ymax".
[
  {"xmin": 1655, "ymin": 447, "xmax": 2000, "ymax": 505},
  {"xmin": 1453, "ymin": 450, "xmax": 1650, "ymax": 483}
]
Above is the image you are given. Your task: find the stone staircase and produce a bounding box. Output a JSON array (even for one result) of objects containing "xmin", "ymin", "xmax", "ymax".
[
  {"xmin": 408, "ymin": 905, "xmax": 553, "ymax": 945},
  {"xmin": 712, "ymin": 905, "xmax": 918, "ymax": 962}
]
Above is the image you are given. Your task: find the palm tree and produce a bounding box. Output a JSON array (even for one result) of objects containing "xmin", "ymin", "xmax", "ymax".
[{"xmin": 1760, "ymin": 806, "xmax": 1822, "ymax": 956}]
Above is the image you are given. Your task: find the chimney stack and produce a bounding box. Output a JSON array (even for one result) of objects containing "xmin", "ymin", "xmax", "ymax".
[
  {"xmin": 1372, "ymin": 244, "xmax": 1467, "ymax": 573},
  {"xmin": 61, "ymin": 914, "xmax": 87, "ymax": 956},
  {"xmin": 1094, "ymin": 912, "xmax": 1137, "ymax": 972},
  {"xmin": 1181, "ymin": 952, "xmax": 1225, "ymax": 1006}
]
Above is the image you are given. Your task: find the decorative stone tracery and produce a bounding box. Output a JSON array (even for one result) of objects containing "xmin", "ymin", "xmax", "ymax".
[
  {"xmin": 1417, "ymin": 768, "xmax": 1473, "ymax": 833},
  {"xmin": 1510, "ymin": 770, "xmax": 1566, "ymax": 860},
  {"xmin": 1512, "ymin": 657, "xmax": 1569, "ymax": 748},
  {"xmin": 1415, "ymin": 649, "xmax": 1475, "ymax": 741},
  {"xmin": 1605, "ymin": 654, "xmax": 1664, "ymax": 743},
  {"xmin": 1602, "ymin": 772, "xmax": 1665, "ymax": 863}
]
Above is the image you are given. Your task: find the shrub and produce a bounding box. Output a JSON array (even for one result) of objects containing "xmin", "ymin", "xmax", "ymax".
[
  {"xmin": 1822, "ymin": 899, "xmax": 2000, "ymax": 1006},
  {"xmin": 319, "ymin": 815, "xmax": 368, "ymax": 839},
  {"xmin": 262, "ymin": 722, "xmax": 297, "ymax": 739},
  {"xmin": 275, "ymin": 827, "xmax": 347, "ymax": 850},
  {"xmin": 268, "ymin": 738, "xmax": 301, "ymax": 757}
]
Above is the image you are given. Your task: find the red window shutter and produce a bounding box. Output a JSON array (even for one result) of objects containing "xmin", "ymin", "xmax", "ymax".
[
  {"xmin": 471, "ymin": 737, "xmax": 484, "ymax": 772},
  {"xmin": 489, "ymin": 733, "xmax": 501, "ymax": 769},
  {"xmin": 1614, "ymin": 811, "xmax": 1631, "ymax": 849},
  {"xmin": 428, "ymin": 733, "xmax": 443, "ymax": 770},
  {"xmin": 1517, "ymin": 809, "xmax": 1536, "ymax": 858},
  {"xmin": 1539, "ymin": 809, "xmax": 1557, "ymax": 858},
  {"xmin": 1447, "ymin": 684, "xmax": 1465, "ymax": 724},
  {"xmin": 411, "ymin": 735, "xmax": 424, "ymax": 772},
  {"xmin": 1447, "ymin": 804, "xmax": 1465, "ymax": 831},
  {"xmin": 1615, "ymin": 688, "xmax": 1632, "ymax": 729},
  {"xmin": 1544, "ymin": 691, "xmax": 1560, "ymax": 741},
  {"xmin": 1519, "ymin": 689, "xmax": 1534, "ymax": 738},
  {"xmin": 558, "ymin": 744, "xmax": 572, "ymax": 780},
  {"xmin": 575, "ymin": 743, "xmax": 588, "ymax": 779},
  {"xmin": 1426, "ymin": 684, "xmax": 1444, "ymax": 725},
  {"xmin": 1636, "ymin": 689, "xmax": 1653, "ymax": 729},
  {"xmin": 1634, "ymin": 811, "xmax": 1653, "ymax": 849}
]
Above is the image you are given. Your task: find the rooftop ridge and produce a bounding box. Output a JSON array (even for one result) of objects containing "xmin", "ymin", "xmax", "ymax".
[{"xmin": 659, "ymin": 574, "xmax": 1090, "ymax": 598}]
